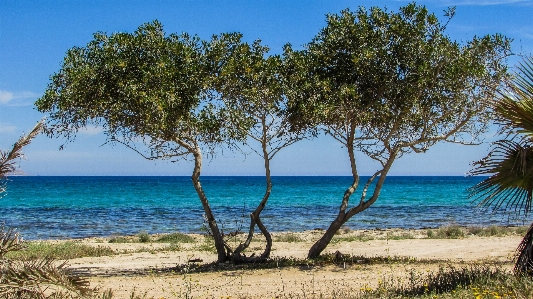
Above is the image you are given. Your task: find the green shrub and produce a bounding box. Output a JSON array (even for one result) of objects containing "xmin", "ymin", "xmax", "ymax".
[
  {"xmin": 156, "ymin": 232, "xmax": 195, "ymax": 243},
  {"xmin": 274, "ymin": 233, "xmax": 303, "ymax": 243},
  {"xmin": 6, "ymin": 241, "xmax": 116, "ymax": 260},
  {"xmin": 108, "ymin": 235, "xmax": 130, "ymax": 243},
  {"xmin": 427, "ymin": 226, "xmax": 465, "ymax": 239},
  {"xmin": 137, "ymin": 231, "xmax": 150, "ymax": 243}
]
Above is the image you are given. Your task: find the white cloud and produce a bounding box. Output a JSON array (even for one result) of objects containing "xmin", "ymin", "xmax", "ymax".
[
  {"xmin": 0, "ymin": 91, "xmax": 14, "ymax": 104},
  {"xmin": 0, "ymin": 124, "xmax": 17, "ymax": 133},
  {"xmin": 0, "ymin": 90, "xmax": 40, "ymax": 106}
]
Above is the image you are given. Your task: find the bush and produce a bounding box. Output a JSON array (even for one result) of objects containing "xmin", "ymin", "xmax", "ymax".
[
  {"xmin": 274, "ymin": 233, "xmax": 303, "ymax": 243},
  {"xmin": 137, "ymin": 231, "xmax": 151, "ymax": 243},
  {"xmin": 156, "ymin": 232, "xmax": 195, "ymax": 243},
  {"xmin": 427, "ymin": 226, "xmax": 465, "ymax": 239}
]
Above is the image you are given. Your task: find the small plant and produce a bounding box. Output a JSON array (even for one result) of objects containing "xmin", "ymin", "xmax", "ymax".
[
  {"xmin": 427, "ymin": 226, "xmax": 465, "ymax": 239},
  {"xmin": 274, "ymin": 233, "xmax": 304, "ymax": 243},
  {"xmin": 6, "ymin": 241, "xmax": 116, "ymax": 260},
  {"xmin": 364, "ymin": 265, "xmax": 533, "ymax": 298},
  {"xmin": 108, "ymin": 235, "xmax": 130, "ymax": 243},
  {"xmin": 332, "ymin": 234, "xmax": 375, "ymax": 244},
  {"xmin": 156, "ymin": 232, "xmax": 195, "ymax": 243},
  {"xmin": 137, "ymin": 231, "xmax": 151, "ymax": 243}
]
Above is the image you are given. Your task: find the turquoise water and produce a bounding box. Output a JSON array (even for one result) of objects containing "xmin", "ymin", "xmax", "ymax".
[{"xmin": 0, "ymin": 176, "xmax": 529, "ymax": 240}]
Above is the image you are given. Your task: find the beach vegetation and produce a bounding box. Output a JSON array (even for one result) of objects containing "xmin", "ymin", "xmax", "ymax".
[
  {"xmin": 274, "ymin": 233, "xmax": 304, "ymax": 243},
  {"xmin": 108, "ymin": 235, "xmax": 130, "ymax": 244},
  {"xmin": 284, "ymin": 3, "xmax": 511, "ymax": 258},
  {"xmin": 35, "ymin": 21, "xmax": 253, "ymax": 264},
  {"xmin": 469, "ymin": 56, "xmax": 533, "ymax": 275},
  {"xmin": 137, "ymin": 231, "xmax": 150, "ymax": 243},
  {"xmin": 6, "ymin": 241, "xmax": 116, "ymax": 260},
  {"xmin": 356, "ymin": 265, "xmax": 533, "ymax": 299},
  {"xmin": 427, "ymin": 226, "xmax": 466, "ymax": 239},
  {"xmin": 156, "ymin": 232, "xmax": 195, "ymax": 243},
  {"xmin": 0, "ymin": 226, "xmax": 95, "ymax": 298},
  {"xmin": 332, "ymin": 234, "xmax": 375, "ymax": 243}
]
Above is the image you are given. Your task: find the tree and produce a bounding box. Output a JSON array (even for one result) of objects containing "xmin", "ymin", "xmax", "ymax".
[
  {"xmin": 284, "ymin": 3, "xmax": 511, "ymax": 258},
  {"xmin": 35, "ymin": 21, "xmax": 249, "ymax": 263},
  {"xmin": 206, "ymin": 34, "xmax": 307, "ymax": 261},
  {"xmin": 469, "ymin": 56, "xmax": 533, "ymax": 275}
]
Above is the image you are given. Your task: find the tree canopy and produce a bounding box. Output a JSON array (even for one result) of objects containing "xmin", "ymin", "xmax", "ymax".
[{"xmin": 36, "ymin": 21, "xmax": 243, "ymax": 156}]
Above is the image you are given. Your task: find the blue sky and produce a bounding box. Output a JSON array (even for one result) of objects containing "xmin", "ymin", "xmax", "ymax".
[{"xmin": 1, "ymin": 0, "xmax": 532, "ymax": 176}]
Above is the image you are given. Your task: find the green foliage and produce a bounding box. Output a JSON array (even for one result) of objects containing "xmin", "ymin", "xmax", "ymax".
[
  {"xmin": 427, "ymin": 226, "xmax": 465, "ymax": 239},
  {"xmin": 274, "ymin": 233, "xmax": 304, "ymax": 243},
  {"xmin": 286, "ymin": 3, "xmax": 510, "ymax": 159},
  {"xmin": 470, "ymin": 57, "xmax": 533, "ymax": 216},
  {"xmin": 6, "ymin": 241, "xmax": 116, "ymax": 260},
  {"xmin": 284, "ymin": 2, "xmax": 510, "ymax": 258},
  {"xmin": 360, "ymin": 265, "xmax": 531, "ymax": 299},
  {"xmin": 332, "ymin": 234, "xmax": 375, "ymax": 243},
  {"xmin": 35, "ymin": 20, "xmax": 249, "ymax": 161},
  {"xmin": 156, "ymin": 232, "xmax": 195, "ymax": 243},
  {"xmin": 137, "ymin": 231, "xmax": 150, "ymax": 243},
  {"xmin": 108, "ymin": 235, "xmax": 130, "ymax": 243},
  {"xmin": 468, "ymin": 56, "xmax": 533, "ymax": 275}
]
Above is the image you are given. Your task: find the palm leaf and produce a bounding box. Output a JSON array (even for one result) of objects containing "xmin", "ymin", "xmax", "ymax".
[
  {"xmin": 0, "ymin": 120, "xmax": 44, "ymax": 179},
  {"xmin": 0, "ymin": 226, "xmax": 93, "ymax": 298},
  {"xmin": 469, "ymin": 56, "xmax": 533, "ymax": 275},
  {"xmin": 470, "ymin": 139, "xmax": 533, "ymax": 214},
  {"xmin": 495, "ymin": 56, "xmax": 533, "ymax": 137}
]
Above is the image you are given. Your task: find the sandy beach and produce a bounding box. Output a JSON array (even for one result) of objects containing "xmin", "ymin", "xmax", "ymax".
[{"xmin": 52, "ymin": 229, "xmax": 523, "ymax": 298}]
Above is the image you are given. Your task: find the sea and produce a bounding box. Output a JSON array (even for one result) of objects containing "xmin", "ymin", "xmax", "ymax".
[{"xmin": 0, "ymin": 176, "xmax": 530, "ymax": 240}]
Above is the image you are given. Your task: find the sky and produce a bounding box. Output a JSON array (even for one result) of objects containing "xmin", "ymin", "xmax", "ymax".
[{"xmin": 1, "ymin": 0, "xmax": 533, "ymax": 176}]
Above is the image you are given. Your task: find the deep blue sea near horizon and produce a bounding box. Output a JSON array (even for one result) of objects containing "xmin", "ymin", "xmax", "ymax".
[{"xmin": 1, "ymin": 176, "xmax": 531, "ymax": 240}]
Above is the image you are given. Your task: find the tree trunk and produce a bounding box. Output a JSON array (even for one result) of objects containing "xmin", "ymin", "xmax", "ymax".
[
  {"xmin": 307, "ymin": 143, "xmax": 397, "ymax": 259},
  {"xmin": 308, "ymin": 214, "xmax": 346, "ymax": 259},
  {"xmin": 233, "ymin": 130, "xmax": 273, "ymax": 262},
  {"xmin": 515, "ymin": 220, "xmax": 533, "ymax": 275},
  {"xmin": 190, "ymin": 149, "xmax": 228, "ymax": 263}
]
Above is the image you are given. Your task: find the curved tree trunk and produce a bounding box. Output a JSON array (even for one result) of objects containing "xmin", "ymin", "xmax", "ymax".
[
  {"xmin": 307, "ymin": 143, "xmax": 396, "ymax": 259},
  {"xmin": 191, "ymin": 148, "xmax": 229, "ymax": 263},
  {"xmin": 308, "ymin": 213, "xmax": 347, "ymax": 259},
  {"xmin": 233, "ymin": 129, "xmax": 273, "ymax": 262},
  {"xmin": 515, "ymin": 220, "xmax": 533, "ymax": 275}
]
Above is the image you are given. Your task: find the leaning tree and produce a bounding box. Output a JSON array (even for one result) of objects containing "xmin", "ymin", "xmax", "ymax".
[
  {"xmin": 469, "ymin": 56, "xmax": 533, "ymax": 275},
  {"xmin": 205, "ymin": 34, "xmax": 308, "ymax": 262},
  {"xmin": 35, "ymin": 21, "xmax": 250, "ymax": 263},
  {"xmin": 284, "ymin": 3, "xmax": 511, "ymax": 258}
]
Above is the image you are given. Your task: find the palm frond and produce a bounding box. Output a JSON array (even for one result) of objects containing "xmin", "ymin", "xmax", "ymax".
[
  {"xmin": 469, "ymin": 139, "xmax": 533, "ymax": 214},
  {"xmin": 0, "ymin": 120, "xmax": 44, "ymax": 179},
  {"xmin": 496, "ymin": 56, "xmax": 533, "ymax": 137},
  {"xmin": 1, "ymin": 259, "xmax": 91, "ymax": 298},
  {"xmin": 0, "ymin": 226, "xmax": 23, "ymax": 258},
  {"xmin": 0, "ymin": 225, "xmax": 93, "ymax": 298}
]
